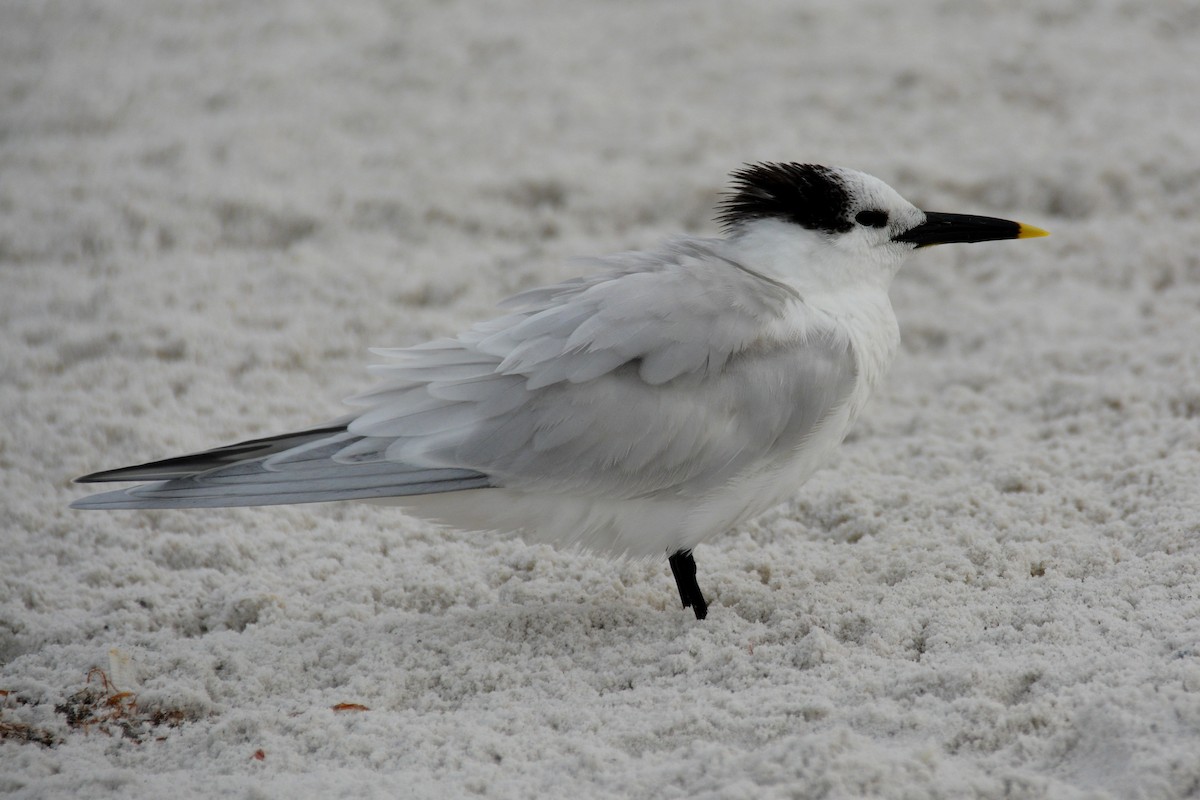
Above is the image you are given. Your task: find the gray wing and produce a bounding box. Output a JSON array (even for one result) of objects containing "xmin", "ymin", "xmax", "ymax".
[
  {"xmin": 70, "ymin": 426, "xmax": 491, "ymax": 509},
  {"xmin": 343, "ymin": 237, "xmax": 857, "ymax": 498},
  {"xmin": 72, "ymin": 237, "xmax": 856, "ymax": 509}
]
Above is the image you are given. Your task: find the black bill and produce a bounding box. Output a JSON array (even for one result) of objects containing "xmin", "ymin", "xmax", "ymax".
[{"xmin": 895, "ymin": 212, "xmax": 1049, "ymax": 247}]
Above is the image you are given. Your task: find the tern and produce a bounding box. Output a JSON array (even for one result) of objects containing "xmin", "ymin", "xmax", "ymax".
[{"xmin": 73, "ymin": 163, "xmax": 1048, "ymax": 619}]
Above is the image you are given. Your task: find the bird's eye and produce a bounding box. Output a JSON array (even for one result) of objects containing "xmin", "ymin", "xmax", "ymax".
[{"xmin": 855, "ymin": 209, "xmax": 888, "ymax": 228}]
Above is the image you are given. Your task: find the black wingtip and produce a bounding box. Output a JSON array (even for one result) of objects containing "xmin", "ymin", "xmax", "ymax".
[
  {"xmin": 72, "ymin": 454, "xmax": 242, "ymax": 484},
  {"xmin": 73, "ymin": 424, "xmax": 351, "ymax": 483}
]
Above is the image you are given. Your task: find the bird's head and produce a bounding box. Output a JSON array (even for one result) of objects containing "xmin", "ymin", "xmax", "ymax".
[{"xmin": 717, "ymin": 162, "xmax": 1048, "ymax": 290}]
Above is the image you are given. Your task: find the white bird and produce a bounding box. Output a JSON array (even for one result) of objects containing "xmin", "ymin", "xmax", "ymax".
[{"xmin": 72, "ymin": 163, "xmax": 1048, "ymax": 618}]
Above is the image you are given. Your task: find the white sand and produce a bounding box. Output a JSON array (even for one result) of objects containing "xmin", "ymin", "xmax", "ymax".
[{"xmin": 4, "ymin": 1, "xmax": 1200, "ymax": 797}]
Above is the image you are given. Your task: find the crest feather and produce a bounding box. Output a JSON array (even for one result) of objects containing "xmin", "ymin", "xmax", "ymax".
[{"xmin": 717, "ymin": 163, "xmax": 854, "ymax": 235}]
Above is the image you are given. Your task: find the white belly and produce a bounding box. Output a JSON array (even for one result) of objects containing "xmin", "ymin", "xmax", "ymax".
[{"xmin": 377, "ymin": 401, "xmax": 857, "ymax": 558}]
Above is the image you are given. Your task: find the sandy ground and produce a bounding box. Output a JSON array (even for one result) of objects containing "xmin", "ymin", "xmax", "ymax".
[{"xmin": 3, "ymin": 1, "xmax": 1200, "ymax": 797}]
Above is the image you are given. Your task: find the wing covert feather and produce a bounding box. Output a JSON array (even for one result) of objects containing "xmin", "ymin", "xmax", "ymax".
[{"xmin": 349, "ymin": 237, "xmax": 858, "ymax": 498}]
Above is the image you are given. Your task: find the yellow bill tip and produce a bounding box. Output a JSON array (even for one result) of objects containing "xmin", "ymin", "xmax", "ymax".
[{"xmin": 1017, "ymin": 222, "xmax": 1050, "ymax": 240}]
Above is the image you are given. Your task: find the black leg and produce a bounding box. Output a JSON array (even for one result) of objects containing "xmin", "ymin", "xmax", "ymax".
[{"xmin": 668, "ymin": 549, "xmax": 708, "ymax": 620}]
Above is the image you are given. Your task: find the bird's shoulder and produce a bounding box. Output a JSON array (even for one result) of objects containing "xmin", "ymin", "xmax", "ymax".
[{"xmin": 471, "ymin": 236, "xmax": 829, "ymax": 387}]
